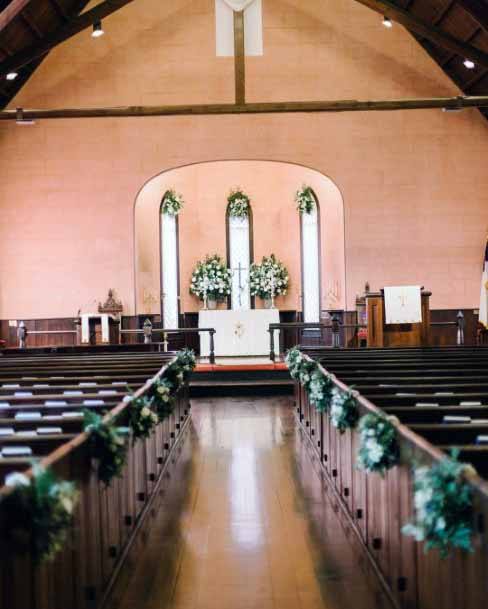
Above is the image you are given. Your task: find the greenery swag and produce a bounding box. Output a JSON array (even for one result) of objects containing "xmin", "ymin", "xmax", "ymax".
[
  {"xmin": 127, "ymin": 395, "xmax": 159, "ymax": 441},
  {"xmin": 357, "ymin": 412, "xmax": 400, "ymax": 475},
  {"xmin": 330, "ymin": 387, "xmax": 359, "ymax": 434},
  {"xmin": 83, "ymin": 410, "xmax": 130, "ymax": 485},
  {"xmin": 227, "ymin": 189, "xmax": 250, "ymax": 218},
  {"xmin": 295, "ymin": 185, "xmax": 315, "ymax": 214},
  {"xmin": 285, "ymin": 348, "xmax": 334, "ymax": 412},
  {"xmin": 162, "ymin": 189, "xmax": 184, "ymax": 216},
  {"xmin": 249, "ymin": 254, "xmax": 289, "ymax": 300},
  {"xmin": 402, "ymin": 451, "xmax": 475, "ymax": 557},
  {"xmin": 190, "ymin": 254, "xmax": 232, "ymax": 302},
  {"xmin": 0, "ymin": 465, "xmax": 78, "ymax": 564},
  {"xmin": 150, "ymin": 377, "xmax": 176, "ymax": 421}
]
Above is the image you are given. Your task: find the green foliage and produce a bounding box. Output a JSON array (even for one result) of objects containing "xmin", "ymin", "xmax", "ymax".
[
  {"xmin": 128, "ymin": 395, "xmax": 158, "ymax": 441},
  {"xmin": 249, "ymin": 254, "xmax": 289, "ymax": 300},
  {"xmin": 295, "ymin": 185, "xmax": 315, "ymax": 214},
  {"xmin": 151, "ymin": 377, "xmax": 175, "ymax": 421},
  {"xmin": 357, "ymin": 412, "xmax": 400, "ymax": 475},
  {"xmin": 162, "ymin": 189, "xmax": 184, "ymax": 216},
  {"xmin": 0, "ymin": 465, "xmax": 78, "ymax": 564},
  {"xmin": 330, "ymin": 387, "xmax": 359, "ymax": 434},
  {"xmin": 402, "ymin": 451, "xmax": 475, "ymax": 557},
  {"xmin": 308, "ymin": 369, "xmax": 334, "ymax": 413},
  {"xmin": 190, "ymin": 254, "xmax": 232, "ymax": 302},
  {"xmin": 227, "ymin": 189, "xmax": 250, "ymax": 218},
  {"xmin": 286, "ymin": 348, "xmax": 333, "ymax": 412},
  {"xmin": 83, "ymin": 410, "xmax": 129, "ymax": 485}
]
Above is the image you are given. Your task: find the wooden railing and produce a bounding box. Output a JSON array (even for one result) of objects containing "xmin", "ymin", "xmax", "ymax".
[
  {"xmin": 294, "ymin": 353, "xmax": 488, "ymax": 609},
  {"xmin": 0, "ymin": 355, "xmax": 192, "ymax": 609}
]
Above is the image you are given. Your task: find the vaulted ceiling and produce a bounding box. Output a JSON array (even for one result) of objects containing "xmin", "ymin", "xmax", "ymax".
[{"xmin": 0, "ymin": 0, "xmax": 487, "ymax": 119}]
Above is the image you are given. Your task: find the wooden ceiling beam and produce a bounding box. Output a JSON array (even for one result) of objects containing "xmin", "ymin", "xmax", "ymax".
[
  {"xmin": 1, "ymin": 95, "xmax": 488, "ymax": 120},
  {"xmin": 48, "ymin": 0, "xmax": 70, "ymax": 22},
  {"xmin": 456, "ymin": 0, "xmax": 488, "ymax": 33},
  {"xmin": 0, "ymin": 0, "xmax": 31, "ymax": 33},
  {"xmin": 234, "ymin": 10, "xmax": 245, "ymax": 105},
  {"xmin": 20, "ymin": 12, "xmax": 43, "ymax": 39},
  {"xmin": 350, "ymin": 0, "xmax": 488, "ymax": 68},
  {"xmin": 0, "ymin": 0, "xmax": 136, "ymax": 77}
]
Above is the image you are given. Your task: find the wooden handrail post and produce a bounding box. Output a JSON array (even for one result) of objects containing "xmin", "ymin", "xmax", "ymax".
[
  {"xmin": 269, "ymin": 327, "xmax": 276, "ymax": 362},
  {"xmin": 209, "ymin": 330, "xmax": 216, "ymax": 365},
  {"xmin": 457, "ymin": 310, "xmax": 465, "ymax": 346}
]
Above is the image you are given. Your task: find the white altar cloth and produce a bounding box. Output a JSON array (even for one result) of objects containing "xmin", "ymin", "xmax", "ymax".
[
  {"xmin": 199, "ymin": 309, "xmax": 280, "ymax": 357},
  {"xmin": 80, "ymin": 313, "xmax": 116, "ymax": 344}
]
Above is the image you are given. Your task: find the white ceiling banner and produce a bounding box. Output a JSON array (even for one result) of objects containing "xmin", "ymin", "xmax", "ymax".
[
  {"xmin": 222, "ymin": 0, "xmax": 256, "ymax": 10},
  {"xmin": 215, "ymin": 0, "xmax": 263, "ymax": 57}
]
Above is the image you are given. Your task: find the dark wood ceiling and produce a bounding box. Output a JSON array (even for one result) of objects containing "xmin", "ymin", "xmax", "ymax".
[{"xmin": 0, "ymin": 0, "xmax": 487, "ymax": 119}]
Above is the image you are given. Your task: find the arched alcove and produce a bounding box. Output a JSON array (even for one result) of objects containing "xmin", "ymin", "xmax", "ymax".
[{"xmin": 134, "ymin": 160, "xmax": 346, "ymax": 318}]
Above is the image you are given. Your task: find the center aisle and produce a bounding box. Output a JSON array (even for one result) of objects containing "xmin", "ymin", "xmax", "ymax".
[{"xmin": 110, "ymin": 396, "xmax": 393, "ymax": 609}]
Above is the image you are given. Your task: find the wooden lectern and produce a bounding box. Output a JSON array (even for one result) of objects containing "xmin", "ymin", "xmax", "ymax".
[{"xmin": 366, "ymin": 289, "xmax": 431, "ymax": 347}]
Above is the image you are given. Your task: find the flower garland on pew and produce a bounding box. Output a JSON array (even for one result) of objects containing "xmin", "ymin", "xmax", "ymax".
[
  {"xmin": 402, "ymin": 450, "xmax": 476, "ymax": 557},
  {"xmin": 0, "ymin": 465, "xmax": 78, "ymax": 564},
  {"xmin": 83, "ymin": 410, "xmax": 130, "ymax": 485},
  {"xmin": 286, "ymin": 348, "xmax": 477, "ymax": 558},
  {"xmin": 356, "ymin": 412, "xmax": 400, "ymax": 475}
]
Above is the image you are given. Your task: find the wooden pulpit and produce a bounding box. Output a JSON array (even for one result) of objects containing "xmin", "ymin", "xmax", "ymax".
[{"xmin": 366, "ymin": 289, "xmax": 431, "ymax": 348}]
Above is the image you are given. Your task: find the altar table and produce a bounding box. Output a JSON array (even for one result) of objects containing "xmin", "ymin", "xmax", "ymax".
[{"xmin": 199, "ymin": 309, "xmax": 280, "ymax": 357}]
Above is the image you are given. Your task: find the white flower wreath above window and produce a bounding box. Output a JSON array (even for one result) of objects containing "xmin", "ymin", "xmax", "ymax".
[
  {"xmin": 227, "ymin": 188, "xmax": 250, "ymax": 218},
  {"xmin": 295, "ymin": 185, "xmax": 315, "ymax": 215},
  {"xmin": 162, "ymin": 189, "xmax": 184, "ymax": 216}
]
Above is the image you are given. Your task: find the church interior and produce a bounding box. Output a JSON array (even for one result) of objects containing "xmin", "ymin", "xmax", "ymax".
[{"xmin": 0, "ymin": 0, "xmax": 488, "ymax": 608}]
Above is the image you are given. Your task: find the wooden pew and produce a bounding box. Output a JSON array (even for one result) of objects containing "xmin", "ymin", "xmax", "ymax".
[
  {"xmin": 293, "ymin": 346, "xmax": 488, "ymax": 609},
  {"xmin": 0, "ymin": 347, "xmax": 192, "ymax": 609}
]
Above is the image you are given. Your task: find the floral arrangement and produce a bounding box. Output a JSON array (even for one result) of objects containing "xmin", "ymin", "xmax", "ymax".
[
  {"xmin": 308, "ymin": 369, "xmax": 335, "ymax": 413},
  {"xmin": 162, "ymin": 189, "xmax": 184, "ymax": 216},
  {"xmin": 189, "ymin": 254, "xmax": 232, "ymax": 302},
  {"xmin": 285, "ymin": 348, "xmax": 334, "ymax": 412},
  {"xmin": 151, "ymin": 377, "xmax": 175, "ymax": 421},
  {"xmin": 0, "ymin": 465, "xmax": 78, "ymax": 563},
  {"xmin": 249, "ymin": 254, "xmax": 289, "ymax": 300},
  {"xmin": 295, "ymin": 185, "xmax": 315, "ymax": 214},
  {"xmin": 402, "ymin": 451, "xmax": 475, "ymax": 557},
  {"xmin": 83, "ymin": 410, "xmax": 130, "ymax": 485},
  {"xmin": 227, "ymin": 188, "xmax": 250, "ymax": 218},
  {"xmin": 285, "ymin": 347, "xmax": 305, "ymax": 380},
  {"xmin": 330, "ymin": 387, "xmax": 359, "ymax": 434},
  {"xmin": 357, "ymin": 412, "xmax": 400, "ymax": 475},
  {"xmin": 127, "ymin": 395, "xmax": 158, "ymax": 441}
]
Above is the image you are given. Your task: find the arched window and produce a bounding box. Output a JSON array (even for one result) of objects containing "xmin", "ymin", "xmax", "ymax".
[
  {"xmin": 226, "ymin": 196, "xmax": 253, "ymax": 310},
  {"xmin": 160, "ymin": 193, "xmax": 181, "ymax": 328},
  {"xmin": 299, "ymin": 189, "xmax": 321, "ymax": 323}
]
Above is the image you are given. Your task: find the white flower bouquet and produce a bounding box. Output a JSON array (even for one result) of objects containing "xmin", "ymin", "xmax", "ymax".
[
  {"xmin": 162, "ymin": 189, "xmax": 184, "ymax": 216},
  {"xmin": 295, "ymin": 185, "xmax": 315, "ymax": 214},
  {"xmin": 250, "ymin": 254, "xmax": 289, "ymax": 301},
  {"xmin": 190, "ymin": 254, "xmax": 232, "ymax": 302},
  {"xmin": 227, "ymin": 188, "xmax": 250, "ymax": 218}
]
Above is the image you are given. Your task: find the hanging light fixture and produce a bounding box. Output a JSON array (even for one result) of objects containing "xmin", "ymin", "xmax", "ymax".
[
  {"xmin": 463, "ymin": 59, "xmax": 475, "ymax": 69},
  {"xmin": 382, "ymin": 16, "xmax": 393, "ymax": 28},
  {"xmin": 6, "ymin": 72, "xmax": 18, "ymax": 81},
  {"xmin": 92, "ymin": 21, "xmax": 104, "ymax": 38}
]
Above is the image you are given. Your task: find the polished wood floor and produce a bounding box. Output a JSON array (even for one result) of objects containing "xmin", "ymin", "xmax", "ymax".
[{"xmin": 112, "ymin": 396, "xmax": 393, "ymax": 609}]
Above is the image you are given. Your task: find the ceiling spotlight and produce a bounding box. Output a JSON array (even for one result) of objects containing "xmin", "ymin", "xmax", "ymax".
[
  {"xmin": 6, "ymin": 72, "xmax": 18, "ymax": 81},
  {"xmin": 463, "ymin": 59, "xmax": 475, "ymax": 69},
  {"xmin": 92, "ymin": 21, "xmax": 104, "ymax": 38},
  {"xmin": 383, "ymin": 16, "xmax": 393, "ymax": 28}
]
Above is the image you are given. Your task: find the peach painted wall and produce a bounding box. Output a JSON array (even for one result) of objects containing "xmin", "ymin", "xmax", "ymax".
[
  {"xmin": 0, "ymin": 0, "xmax": 488, "ymax": 319},
  {"xmin": 134, "ymin": 160, "xmax": 345, "ymax": 314}
]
